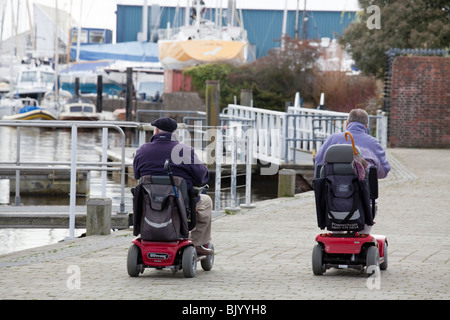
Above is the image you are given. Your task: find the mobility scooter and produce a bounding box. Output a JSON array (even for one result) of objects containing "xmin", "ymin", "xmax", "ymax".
[
  {"xmin": 312, "ymin": 139, "xmax": 388, "ymax": 276},
  {"xmin": 127, "ymin": 160, "xmax": 214, "ymax": 278}
]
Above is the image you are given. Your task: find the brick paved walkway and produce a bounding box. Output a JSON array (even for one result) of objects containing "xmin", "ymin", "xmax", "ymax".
[{"xmin": 0, "ymin": 148, "xmax": 448, "ymax": 301}]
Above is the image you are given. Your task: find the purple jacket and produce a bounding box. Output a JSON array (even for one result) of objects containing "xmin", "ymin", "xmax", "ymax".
[
  {"xmin": 314, "ymin": 122, "xmax": 391, "ymax": 179},
  {"xmin": 133, "ymin": 133, "xmax": 210, "ymax": 190}
]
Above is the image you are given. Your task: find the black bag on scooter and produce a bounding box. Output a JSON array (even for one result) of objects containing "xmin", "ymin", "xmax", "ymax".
[
  {"xmin": 132, "ymin": 175, "xmax": 189, "ymax": 241},
  {"xmin": 314, "ymin": 165, "xmax": 371, "ymax": 231}
]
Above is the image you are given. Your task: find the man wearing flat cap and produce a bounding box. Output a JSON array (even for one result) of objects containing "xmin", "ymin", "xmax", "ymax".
[{"xmin": 133, "ymin": 117, "xmax": 213, "ymax": 255}]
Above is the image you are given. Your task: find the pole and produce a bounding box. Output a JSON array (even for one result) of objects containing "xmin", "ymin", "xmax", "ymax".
[
  {"xmin": 97, "ymin": 75, "xmax": 103, "ymax": 112},
  {"xmin": 126, "ymin": 67, "xmax": 133, "ymax": 121},
  {"xmin": 281, "ymin": 0, "xmax": 288, "ymax": 51},
  {"xmin": 54, "ymin": 0, "xmax": 59, "ymax": 102},
  {"xmin": 101, "ymin": 128, "xmax": 108, "ymax": 198},
  {"xmin": 142, "ymin": 0, "xmax": 148, "ymax": 41},
  {"xmin": 68, "ymin": 124, "xmax": 78, "ymax": 240},
  {"xmin": 76, "ymin": 0, "xmax": 82, "ymax": 61},
  {"xmin": 241, "ymin": 125, "xmax": 255, "ymax": 209},
  {"xmin": 205, "ymin": 80, "xmax": 220, "ymax": 127},
  {"xmin": 214, "ymin": 127, "xmax": 222, "ymax": 212},
  {"xmin": 14, "ymin": 127, "xmax": 21, "ymax": 206}
]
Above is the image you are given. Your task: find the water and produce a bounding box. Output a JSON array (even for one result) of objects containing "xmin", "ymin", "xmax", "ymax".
[
  {"xmin": 0, "ymin": 126, "xmax": 278, "ymax": 255},
  {"xmin": 0, "ymin": 125, "xmax": 131, "ymax": 255}
]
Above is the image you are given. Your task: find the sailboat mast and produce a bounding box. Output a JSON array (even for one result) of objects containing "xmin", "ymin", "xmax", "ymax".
[
  {"xmin": 142, "ymin": 0, "xmax": 148, "ymax": 41},
  {"xmin": 66, "ymin": 0, "xmax": 72, "ymax": 70},
  {"xmin": 281, "ymin": 0, "xmax": 287, "ymax": 51},
  {"xmin": 26, "ymin": 0, "xmax": 35, "ymax": 51},
  {"xmin": 76, "ymin": 0, "xmax": 82, "ymax": 61},
  {"xmin": 54, "ymin": 0, "xmax": 59, "ymax": 101},
  {"xmin": 185, "ymin": 0, "xmax": 190, "ymax": 26},
  {"xmin": 195, "ymin": 0, "xmax": 200, "ymax": 29},
  {"xmin": 0, "ymin": 0, "xmax": 7, "ymax": 50}
]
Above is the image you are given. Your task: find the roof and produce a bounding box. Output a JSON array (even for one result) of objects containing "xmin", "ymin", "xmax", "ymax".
[{"xmin": 70, "ymin": 41, "xmax": 159, "ymax": 62}]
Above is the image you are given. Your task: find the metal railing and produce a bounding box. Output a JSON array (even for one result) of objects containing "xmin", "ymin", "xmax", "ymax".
[
  {"xmin": 222, "ymin": 104, "xmax": 389, "ymax": 165},
  {"xmin": 176, "ymin": 121, "xmax": 254, "ymax": 212},
  {"xmin": 223, "ymin": 104, "xmax": 286, "ymax": 165},
  {"xmin": 0, "ymin": 120, "xmax": 138, "ymax": 239}
]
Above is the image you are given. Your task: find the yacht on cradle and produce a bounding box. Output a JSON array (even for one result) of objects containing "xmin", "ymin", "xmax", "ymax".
[{"xmin": 157, "ymin": 0, "xmax": 249, "ymax": 70}]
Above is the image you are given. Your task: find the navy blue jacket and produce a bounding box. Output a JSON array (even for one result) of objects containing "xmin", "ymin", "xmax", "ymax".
[{"xmin": 133, "ymin": 133, "xmax": 210, "ymax": 191}]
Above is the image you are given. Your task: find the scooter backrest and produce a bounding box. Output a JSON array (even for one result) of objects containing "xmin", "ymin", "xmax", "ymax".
[{"xmin": 323, "ymin": 144, "xmax": 361, "ymax": 176}]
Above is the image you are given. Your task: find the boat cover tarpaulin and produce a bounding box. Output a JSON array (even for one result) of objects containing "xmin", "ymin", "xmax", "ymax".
[
  {"xmin": 71, "ymin": 42, "xmax": 159, "ymax": 62},
  {"xmin": 158, "ymin": 39, "xmax": 247, "ymax": 70}
]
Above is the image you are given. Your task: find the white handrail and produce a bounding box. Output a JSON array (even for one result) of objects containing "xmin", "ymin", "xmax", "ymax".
[{"xmin": 222, "ymin": 103, "xmax": 388, "ymax": 165}]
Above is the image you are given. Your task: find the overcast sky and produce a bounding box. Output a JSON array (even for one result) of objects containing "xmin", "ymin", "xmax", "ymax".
[{"xmin": 1, "ymin": 0, "xmax": 360, "ymax": 41}]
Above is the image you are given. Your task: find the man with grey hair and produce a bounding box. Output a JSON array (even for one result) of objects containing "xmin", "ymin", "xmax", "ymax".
[
  {"xmin": 314, "ymin": 108, "xmax": 390, "ymax": 234},
  {"xmin": 314, "ymin": 108, "xmax": 390, "ymax": 179}
]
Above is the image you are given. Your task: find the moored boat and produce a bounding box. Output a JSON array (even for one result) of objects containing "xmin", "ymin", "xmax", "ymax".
[
  {"xmin": 2, "ymin": 105, "xmax": 57, "ymax": 121},
  {"xmin": 59, "ymin": 98, "xmax": 100, "ymax": 121}
]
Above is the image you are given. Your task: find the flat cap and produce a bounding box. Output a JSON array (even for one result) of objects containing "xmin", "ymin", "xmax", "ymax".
[{"xmin": 151, "ymin": 117, "xmax": 178, "ymax": 133}]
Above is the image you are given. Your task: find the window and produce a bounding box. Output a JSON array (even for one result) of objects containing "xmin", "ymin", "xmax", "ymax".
[
  {"xmin": 40, "ymin": 72, "xmax": 54, "ymax": 84},
  {"xmin": 89, "ymin": 30, "xmax": 105, "ymax": 44},
  {"xmin": 72, "ymin": 30, "xmax": 88, "ymax": 44},
  {"xmin": 20, "ymin": 71, "xmax": 38, "ymax": 82},
  {"xmin": 70, "ymin": 106, "xmax": 82, "ymax": 112}
]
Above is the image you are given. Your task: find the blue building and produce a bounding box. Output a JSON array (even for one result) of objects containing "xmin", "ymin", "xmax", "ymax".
[{"xmin": 115, "ymin": 5, "xmax": 356, "ymax": 59}]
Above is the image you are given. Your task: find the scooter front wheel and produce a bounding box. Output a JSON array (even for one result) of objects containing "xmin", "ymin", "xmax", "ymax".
[
  {"xmin": 312, "ymin": 244, "xmax": 325, "ymax": 275},
  {"xmin": 127, "ymin": 244, "xmax": 142, "ymax": 277},
  {"xmin": 182, "ymin": 246, "xmax": 197, "ymax": 278}
]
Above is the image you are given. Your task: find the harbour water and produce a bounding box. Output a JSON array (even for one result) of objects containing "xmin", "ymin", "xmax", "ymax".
[{"xmin": 0, "ymin": 126, "xmax": 278, "ymax": 255}]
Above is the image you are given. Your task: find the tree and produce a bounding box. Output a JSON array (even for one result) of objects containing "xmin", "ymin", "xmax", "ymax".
[
  {"xmin": 184, "ymin": 37, "xmax": 321, "ymax": 111},
  {"xmin": 339, "ymin": 0, "xmax": 450, "ymax": 78},
  {"xmin": 183, "ymin": 63, "xmax": 242, "ymax": 110}
]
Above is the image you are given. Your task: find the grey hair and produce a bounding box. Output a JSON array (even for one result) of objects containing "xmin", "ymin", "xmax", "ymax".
[{"xmin": 347, "ymin": 109, "xmax": 369, "ymax": 127}]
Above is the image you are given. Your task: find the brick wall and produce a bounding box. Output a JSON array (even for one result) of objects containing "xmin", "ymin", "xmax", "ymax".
[{"xmin": 389, "ymin": 56, "xmax": 450, "ymax": 148}]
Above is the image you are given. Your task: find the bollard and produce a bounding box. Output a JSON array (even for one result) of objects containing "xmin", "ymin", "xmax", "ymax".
[
  {"xmin": 86, "ymin": 198, "xmax": 112, "ymax": 236},
  {"xmin": 278, "ymin": 169, "xmax": 296, "ymax": 197}
]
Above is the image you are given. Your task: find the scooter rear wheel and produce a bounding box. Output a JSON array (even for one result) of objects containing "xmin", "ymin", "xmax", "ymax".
[
  {"xmin": 200, "ymin": 243, "xmax": 214, "ymax": 271},
  {"xmin": 366, "ymin": 246, "xmax": 380, "ymax": 276},
  {"xmin": 312, "ymin": 244, "xmax": 325, "ymax": 275}
]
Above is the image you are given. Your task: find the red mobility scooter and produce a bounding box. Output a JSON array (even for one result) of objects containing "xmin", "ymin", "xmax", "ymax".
[
  {"xmin": 312, "ymin": 142, "xmax": 388, "ymax": 276},
  {"xmin": 127, "ymin": 160, "xmax": 214, "ymax": 278}
]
